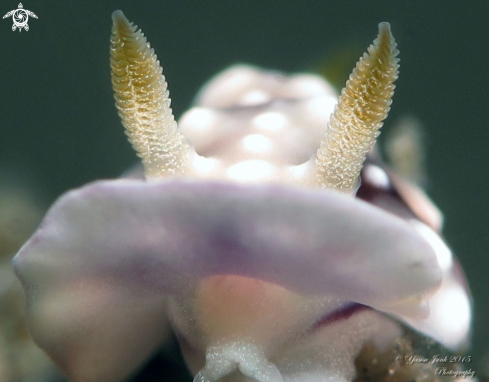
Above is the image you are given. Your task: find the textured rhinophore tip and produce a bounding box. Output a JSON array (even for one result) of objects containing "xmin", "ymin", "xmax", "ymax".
[
  {"xmin": 315, "ymin": 22, "xmax": 400, "ymax": 193},
  {"xmin": 110, "ymin": 10, "xmax": 191, "ymax": 179},
  {"xmin": 111, "ymin": 10, "xmax": 126, "ymax": 26}
]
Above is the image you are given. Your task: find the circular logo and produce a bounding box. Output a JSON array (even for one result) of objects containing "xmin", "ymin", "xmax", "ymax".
[{"xmin": 12, "ymin": 8, "xmax": 28, "ymax": 28}]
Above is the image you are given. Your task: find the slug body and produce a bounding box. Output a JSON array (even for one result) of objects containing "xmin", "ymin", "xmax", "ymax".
[{"xmin": 13, "ymin": 11, "xmax": 471, "ymax": 382}]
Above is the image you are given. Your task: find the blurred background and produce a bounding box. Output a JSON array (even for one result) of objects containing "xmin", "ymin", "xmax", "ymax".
[{"xmin": 1, "ymin": 0, "xmax": 488, "ymax": 379}]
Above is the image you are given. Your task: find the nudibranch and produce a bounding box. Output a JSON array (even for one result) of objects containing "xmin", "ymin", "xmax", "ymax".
[{"xmin": 13, "ymin": 10, "xmax": 471, "ymax": 382}]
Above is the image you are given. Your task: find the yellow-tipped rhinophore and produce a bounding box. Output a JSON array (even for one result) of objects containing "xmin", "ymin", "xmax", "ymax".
[
  {"xmin": 110, "ymin": 10, "xmax": 191, "ymax": 179},
  {"xmin": 315, "ymin": 22, "xmax": 399, "ymax": 193}
]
